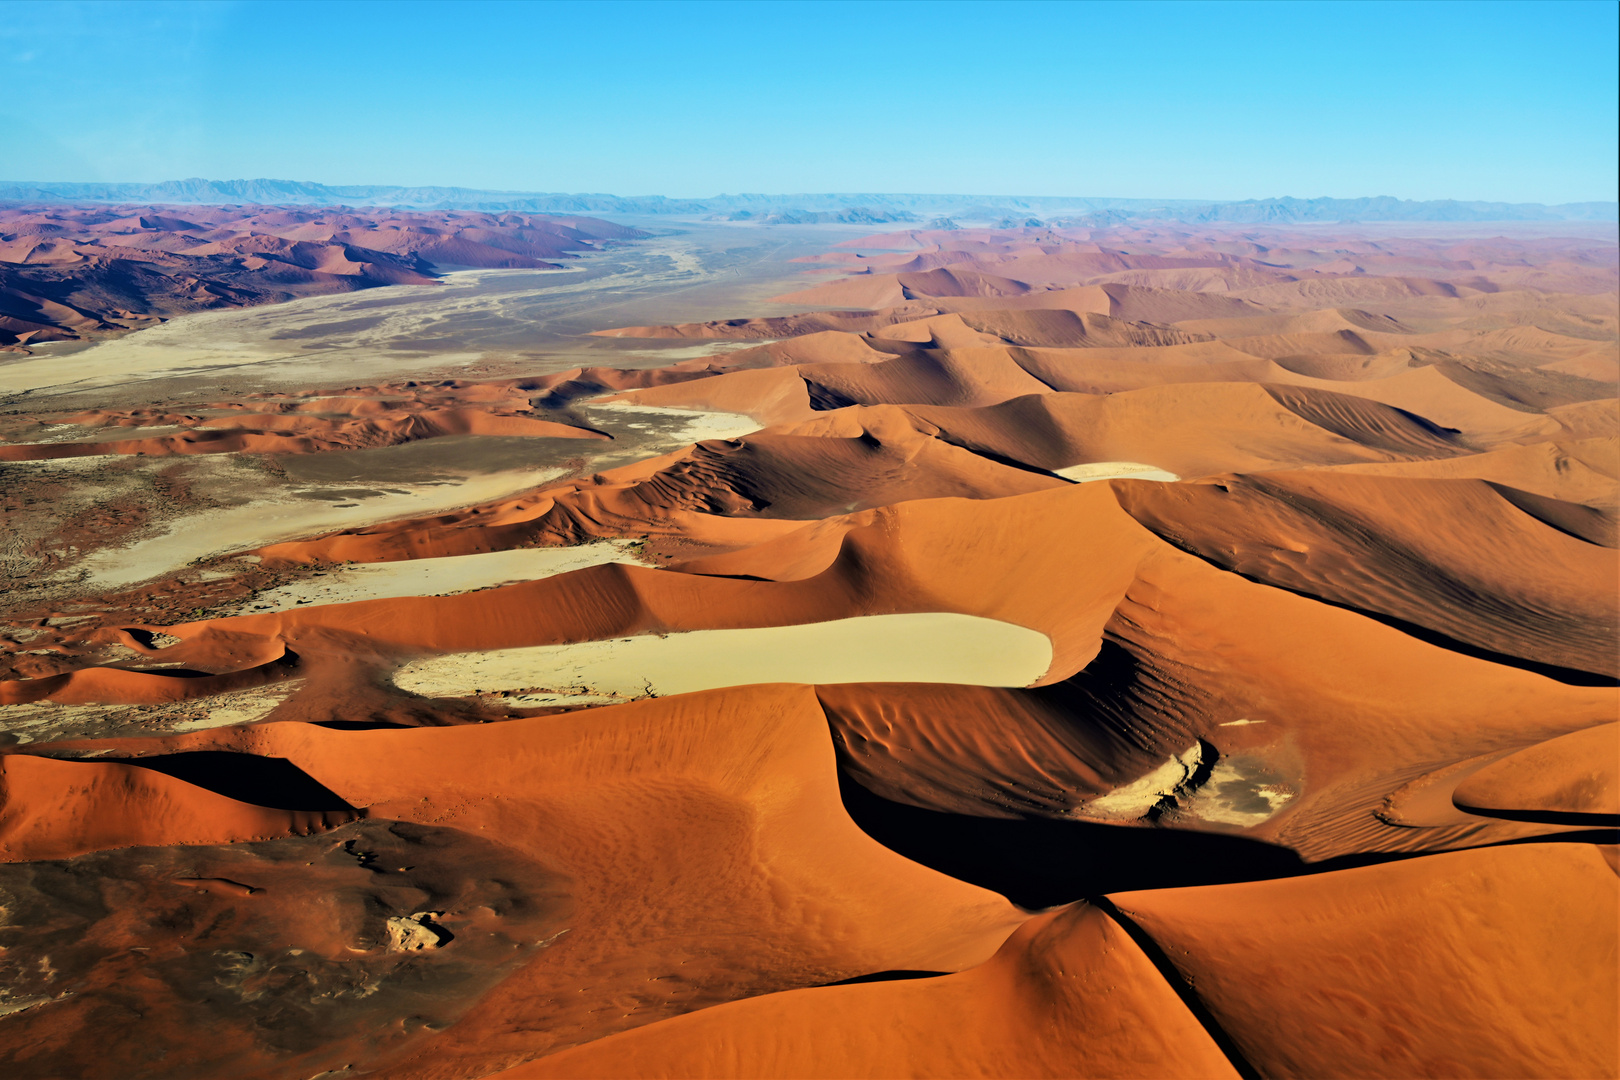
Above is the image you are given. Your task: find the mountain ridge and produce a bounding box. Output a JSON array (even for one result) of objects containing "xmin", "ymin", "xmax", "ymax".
[{"xmin": 2, "ymin": 179, "xmax": 1614, "ymax": 224}]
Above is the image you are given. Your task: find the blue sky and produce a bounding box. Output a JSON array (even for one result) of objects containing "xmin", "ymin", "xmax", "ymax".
[{"xmin": 3, "ymin": 0, "xmax": 1616, "ymax": 203}]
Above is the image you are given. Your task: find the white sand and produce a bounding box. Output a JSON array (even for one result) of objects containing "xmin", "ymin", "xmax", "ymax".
[
  {"xmin": 78, "ymin": 467, "xmax": 566, "ymax": 590},
  {"xmin": 0, "ymin": 268, "xmax": 578, "ymax": 397},
  {"xmin": 1077, "ymin": 742, "xmax": 1294, "ymax": 826},
  {"xmin": 1083, "ymin": 745, "xmax": 1204, "ymax": 819},
  {"xmin": 393, "ymin": 612, "xmax": 1053, "ymax": 702},
  {"xmin": 1178, "ymin": 760, "xmax": 1295, "ymax": 826},
  {"xmin": 224, "ymin": 540, "xmax": 648, "ymax": 614},
  {"xmin": 582, "ymin": 401, "xmax": 760, "ymax": 443},
  {"xmin": 0, "ymin": 680, "xmax": 298, "ymax": 746},
  {"xmin": 1055, "ymin": 461, "xmax": 1181, "ymax": 483}
]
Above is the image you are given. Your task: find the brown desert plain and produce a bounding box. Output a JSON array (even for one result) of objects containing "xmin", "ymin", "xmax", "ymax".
[{"xmin": 0, "ymin": 205, "xmax": 1616, "ymax": 1079}]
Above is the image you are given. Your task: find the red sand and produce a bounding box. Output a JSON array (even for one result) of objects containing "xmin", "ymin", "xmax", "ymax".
[{"xmin": 0, "ymin": 218, "xmax": 1615, "ymax": 1079}]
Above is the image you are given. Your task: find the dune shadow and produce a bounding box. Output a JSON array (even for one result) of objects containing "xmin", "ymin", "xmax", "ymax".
[
  {"xmin": 123, "ymin": 751, "xmax": 355, "ymax": 812},
  {"xmin": 311, "ymin": 719, "xmax": 417, "ymax": 731},
  {"xmin": 837, "ymin": 770, "xmax": 1307, "ymax": 909},
  {"xmin": 1453, "ymin": 805, "xmax": 1619, "ymax": 828},
  {"xmin": 818, "ymin": 969, "xmax": 948, "ymax": 987}
]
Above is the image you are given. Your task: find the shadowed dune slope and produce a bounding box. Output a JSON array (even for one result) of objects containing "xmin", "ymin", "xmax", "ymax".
[
  {"xmin": 0, "ymin": 753, "xmax": 355, "ymax": 861},
  {"xmin": 1111, "ymin": 845, "xmax": 1619, "ymax": 1080},
  {"xmin": 1452, "ymin": 722, "xmax": 1619, "ymax": 821},
  {"xmin": 504, "ymin": 902, "xmax": 1240, "ymax": 1080},
  {"xmin": 1114, "ymin": 471, "xmax": 1620, "ymax": 678}
]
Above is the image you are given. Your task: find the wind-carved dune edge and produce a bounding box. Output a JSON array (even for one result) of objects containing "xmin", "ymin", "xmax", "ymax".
[{"xmin": 0, "ymin": 219, "xmax": 1615, "ymax": 1079}]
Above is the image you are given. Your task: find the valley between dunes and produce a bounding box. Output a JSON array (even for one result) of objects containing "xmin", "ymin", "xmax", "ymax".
[{"xmin": 0, "ymin": 215, "xmax": 1615, "ymax": 1079}]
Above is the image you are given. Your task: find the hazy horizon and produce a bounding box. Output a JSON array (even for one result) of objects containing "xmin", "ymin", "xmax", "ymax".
[{"xmin": 7, "ymin": 176, "xmax": 1620, "ymax": 207}]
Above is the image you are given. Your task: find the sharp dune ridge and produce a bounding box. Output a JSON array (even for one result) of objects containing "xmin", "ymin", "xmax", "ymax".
[{"xmin": 0, "ymin": 212, "xmax": 1615, "ymax": 1079}]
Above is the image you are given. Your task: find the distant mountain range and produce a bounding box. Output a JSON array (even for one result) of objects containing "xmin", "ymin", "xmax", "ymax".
[{"xmin": 1, "ymin": 178, "xmax": 1614, "ymax": 224}]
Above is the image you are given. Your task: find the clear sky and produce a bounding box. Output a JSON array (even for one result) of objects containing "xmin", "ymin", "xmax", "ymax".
[{"xmin": 4, "ymin": 0, "xmax": 1616, "ymax": 203}]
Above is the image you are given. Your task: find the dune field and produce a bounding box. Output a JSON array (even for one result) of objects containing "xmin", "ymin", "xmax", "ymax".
[{"xmin": 0, "ymin": 214, "xmax": 1615, "ymax": 1078}]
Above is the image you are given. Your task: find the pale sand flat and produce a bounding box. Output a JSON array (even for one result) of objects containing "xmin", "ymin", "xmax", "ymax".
[
  {"xmin": 0, "ymin": 680, "xmax": 300, "ymax": 747},
  {"xmin": 78, "ymin": 467, "xmax": 567, "ymax": 590},
  {"xmin": 581, "ymin": 401, "xmax": 761, "ymax": 443},
  {"xmin": 394, "ymin": 613, "xmax": 1054, "ymax": 701},
  {"xmin": 59, "ymin": 405, "xmax": 757, "ymax": 592},
  {"xmin": 225, "ymin": 541, "xmax": 650, "ymax": 615},
  {"xmin": 1055, "ymin": 461, "xmax": 1180, "ymax": 483}
]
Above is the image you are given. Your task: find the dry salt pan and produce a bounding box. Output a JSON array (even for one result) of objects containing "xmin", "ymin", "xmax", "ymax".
[{"xmin": 393, "ymin": 613, "xmax": 1054, "ymax": 703}]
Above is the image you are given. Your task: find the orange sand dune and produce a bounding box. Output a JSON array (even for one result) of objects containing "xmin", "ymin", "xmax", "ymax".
[
  {"xmin": 0, "ymin": 408, "xmax": 606, "ymax": 461},
  {"xmin": 613, "ymin": 366, "xmax": 819, "ymax": 426},
  {"xmin": 0, "ymin": 752, "xmax": 355, "ymax": 861},
  {"xmin": 590, "ymin": 303, "xmax": 943, "ymax": 340},
  {"xmin": 931, "ymin": 282, "xmax": 1271, "ymax": 324},
  {"xmin": 952, "ymin": 307, "xmax": 1213, "ymax": 348},
  {"xmin": 701, "ymin": 328, "xmax": 897, "ymax": 368},
  {"xmin": 127, "ymin": 482, "xmax": 1611, "ymax": 861},
  {"xmin": 505, "ymin": 902, "xmax": 1239, "ymax": 1080},
  {"xmin": 1452, "ymin": 722, "xmax": 1618, "ymax": 821},
  {"xmin": 0, "ymin": 645, "xmax": 294, "ymax": 706},
  {"xmin": 0, "ymin": 369, "xmax": 745, "ymax": 460},
  {"xmin": 798, "ymin": 347, "xmax": 1055, "ymax": 408},
  {"xmin": 896, "ymin": 383, "xmax": 1446, "ymax": 475},
  {"xmin": 762, "ymin": 490, "xmax": 1612, "ymax": 850},
  {"xmin": 1112, "ymin": 844, "xmax": 1618, "ymax": 1078},
  {"xmin": 189, "ymin": 483, "xmax": 1163, "ymax": 689},
  {"xmin": 1115, "ymin": 471, "xmax": 1619, "ymax": 677},
  {"xmin": 224, "ymin": 375, "xmax": 1334, "ymax": 566},
  {"xmin": 1548, "ymin": 398, "xmax": 1620, "ymax": 440},
  {"xmin": 1324, "ymin": 436, "xmax": 1618, "ymax": 508}
]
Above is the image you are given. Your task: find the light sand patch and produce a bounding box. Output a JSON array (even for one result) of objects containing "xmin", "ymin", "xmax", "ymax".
[
  {"xmin": 0, "ymin": 241, "xmax": 777, "ymax": 399},
  {"xmin": 1056, "ymin": 462, "xmax": 1181, "ymax": 483},
  {"xmin": 225, "ymin": 541, "xmax": 649, "ymax": 615},
  {"xmin": 393, "ymin": 613, "xmax": 1053, "ymax": 701},
  {"xmin": 78, "ymin": 468, "xmax": 566, "ymax": 590},
  {"xmin": 581, "ymin": 402, "xmax": 761, "ymax": 443},
  {"xmin": 0, "ymin": 268, "xmax": 584, "ymax": 398},
  {"xmin": 637, "ymin": 240, "xmax": 704, "ymax": 275},
  {"xmin": 1177, "ymin": 758, "xmax": 1296, "ymax": 827},
  {"xmin": 1081, "ymin": 745, "xmax": 1204, "ymax": 820},
  {"xmin": 0, "ymin": 679, "xmax": 299, "ymax": 746},
  {"xmin": 1076, "ymin": 744, "xmax": 1295, "ymax": 826},
  {"xmin": 18, "ymin": 424, "xmax": 190, "ymax": 445},
  {"xmin": 615, "ymin": 341, "xmax": 772, "ymax": 361}
]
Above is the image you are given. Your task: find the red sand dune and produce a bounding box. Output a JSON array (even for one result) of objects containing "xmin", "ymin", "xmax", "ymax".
[
  {"xmin": 0, "ymin": 752, "xmax": 355, "ymax": 861},
  {"xmin": 1452, "ymin": 722, "xmax": 1619, "ymax": 821},
  {"xmin": 0, "ymin": 219, "xmax": 1615, "ymax": 1079},
  {"xmin": 504, "ymin": 902, "xmax": 1240, "ymax": 1079},
  {"xmin": 1111, "ymin": 844, "xmax": 1618, "ymax": 1078}
]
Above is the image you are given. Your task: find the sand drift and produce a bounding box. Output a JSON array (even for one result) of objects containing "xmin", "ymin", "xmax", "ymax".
[{"xmin": 0, "ymin": 213, "xmax": 1615, "ymax": 1080}]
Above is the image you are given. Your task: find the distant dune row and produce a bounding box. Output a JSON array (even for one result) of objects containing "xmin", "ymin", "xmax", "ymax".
[{"xmin": 0, "ymin": 204, "xmax": 642, "ymax": 349}]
